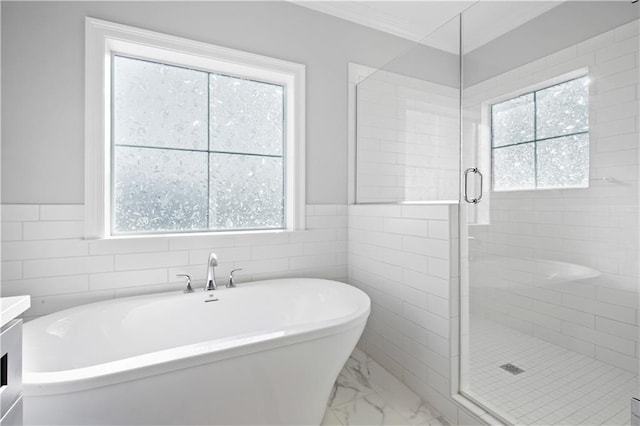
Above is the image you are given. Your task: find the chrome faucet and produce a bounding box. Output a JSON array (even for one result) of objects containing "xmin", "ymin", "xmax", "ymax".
[{"xmin": 205, "ymin": 252, "xmax": 218, "ymax": 291}]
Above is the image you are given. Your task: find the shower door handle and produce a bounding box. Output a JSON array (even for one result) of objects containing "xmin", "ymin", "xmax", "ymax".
[{"xmin": 464, "ymin": 168, "xmax": 483, "ymax": 204}]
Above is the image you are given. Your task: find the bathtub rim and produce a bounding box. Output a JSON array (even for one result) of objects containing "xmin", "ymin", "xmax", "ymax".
[{"xmin": 23, "ymin": 279, "xmax": 370, "ymax": 396}]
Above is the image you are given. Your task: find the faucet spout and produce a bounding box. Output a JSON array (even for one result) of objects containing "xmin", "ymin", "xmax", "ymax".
[{"xmin": 205, "ymin": 252, "xmax": 218, "ymax": 291}]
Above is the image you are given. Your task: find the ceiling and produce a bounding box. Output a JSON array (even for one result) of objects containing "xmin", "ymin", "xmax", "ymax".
[{"xmin": 294, "ymin": 1, "xmax": 563, "ymax": 53}]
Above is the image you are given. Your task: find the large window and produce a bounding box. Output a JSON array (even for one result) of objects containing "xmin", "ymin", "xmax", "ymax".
[
  {"xmin": 113, "ymin": 56, "xmax": 285, "ymax": 234},
  {"xmin": 491, "ymin": 75, "xmax": 589, "ymax": 191},
  {"xmin": 86, "ymin": 19, "xmax": 305, "ymax": 238}
]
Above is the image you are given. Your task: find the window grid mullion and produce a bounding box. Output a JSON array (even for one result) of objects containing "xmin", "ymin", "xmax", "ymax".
[
  {"xmin": 489, "ymin": 130, "xmax": 588, "ymax": 150},
  {"xmin": 110, "ymin": 53, "xmax": 117, "ymax": 236},
  {"xmin": 490, "ymin": 104, "xmax": 495, "ymax": 191},
  {"xmin": 112, "ymin": 143, "xmax": 283, "ymax": 158},
  {"xmin": 533, "ymin": 90, "xmax": 538, "ymax": 190},
  {"xmin": 207, "ymin": 72, "xmax": 212, "ymax": 231}
]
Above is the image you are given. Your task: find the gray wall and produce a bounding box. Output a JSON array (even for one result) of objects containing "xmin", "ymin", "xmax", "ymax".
[
  {"xmin": 464, "ymin": 1, "xmax": 640, "ymax": 86},
  {"xmin": 1, "ymin": 1, "xmax": 456, "ymax": 205}
]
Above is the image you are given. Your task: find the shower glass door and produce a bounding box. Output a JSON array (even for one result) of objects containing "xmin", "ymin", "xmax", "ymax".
[{"xmin": 460, "ymin": 2, "xmax": 640, "ymax": 424}]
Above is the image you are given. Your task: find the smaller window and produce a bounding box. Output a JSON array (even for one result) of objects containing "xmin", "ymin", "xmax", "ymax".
[{"xmin": 491, "ymin": 75, "xmax": 589, "ymax": 191}]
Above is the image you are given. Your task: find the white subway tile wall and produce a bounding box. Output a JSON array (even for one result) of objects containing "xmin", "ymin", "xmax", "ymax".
[
  {"xmin": 0, "ymin": 204, "xmax": 347, "ymax": 320},
  {"xmin": 356, "ymin": 70, "xmax": 459, "ymax": 203},
  {"xmin": 464, "ymin": 19, "xmax": 639, "ymax": 373},
  {"xmin": 349, "ymin": 203, "xmax": 470, "ymax": 424}
]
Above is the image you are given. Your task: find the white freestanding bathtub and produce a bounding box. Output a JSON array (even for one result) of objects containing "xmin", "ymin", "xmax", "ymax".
[{"xmin": 22, "ymin": 278, "xmax": 370, "ymax": 425}]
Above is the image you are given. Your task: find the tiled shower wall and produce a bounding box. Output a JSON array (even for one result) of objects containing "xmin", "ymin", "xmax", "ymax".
[
  {"xmin": 464, "ymin": 19, "xmax": 639, "ymax": 373},
  {"xmin": 348, "ymin": 204, "xmax": 481, "ymax": 424},
  {"xmin": 356, "ymin": 70, "xmax": 459, "ymax": 202},
  {"xmin": 0, "ymin": 204, "xmax": 347, "ymax": 320}
]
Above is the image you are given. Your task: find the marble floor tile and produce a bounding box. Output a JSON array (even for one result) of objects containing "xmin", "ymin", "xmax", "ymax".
[
  {"xmin": 328, "ymin": 353, "xmax": 377, "ymax": 407},
  {"xmin": 366, "ymin": 362, "xmax": 439, "ymax": 425},
  {"xmin": 331, "ymin": 393, "xmax": 409, "ymax": 426},
  {"xmin": 324, "ymin": 348, "xmax": 447, "ymax": 426},
  {"xmin": 322, "ymin": 408, "xmax": 343, "ymax": 426}
]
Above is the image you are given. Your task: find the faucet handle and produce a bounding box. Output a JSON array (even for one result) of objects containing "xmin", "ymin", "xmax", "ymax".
[
  {"xmin": 176, "ymin": 274, "xmax": 194, "ymax": 293},
  {"xmin": 227, "ymin": 268, "xmax": 243, "ymax": 288}
]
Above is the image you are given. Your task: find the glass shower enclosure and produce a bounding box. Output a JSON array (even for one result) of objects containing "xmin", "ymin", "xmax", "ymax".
[
  {"xmin": 460, "ymin": 2, "xmax": 640, "ymax": 425},
  {"xmin": 352, "ymin": 1, "xmax": 639, "ymax": 424}
]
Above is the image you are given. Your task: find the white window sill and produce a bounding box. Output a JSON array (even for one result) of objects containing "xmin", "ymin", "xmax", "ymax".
[{"xmin": 88, "ymin": 228, "xmax": 302, "ymax": 241}]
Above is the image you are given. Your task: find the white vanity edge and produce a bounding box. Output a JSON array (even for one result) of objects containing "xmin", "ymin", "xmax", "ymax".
[{"xmin": 1, "ymin": 296, "xmax": 31, "ymax": 328}]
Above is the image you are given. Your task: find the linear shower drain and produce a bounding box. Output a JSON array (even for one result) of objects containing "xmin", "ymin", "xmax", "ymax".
[{"xmin": 499, "ymin": 363, "xmax": 525, "ymax": 375}]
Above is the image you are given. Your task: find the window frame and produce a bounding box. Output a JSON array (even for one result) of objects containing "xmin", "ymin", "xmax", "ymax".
[
  {"xmin": 488, "ymin": 70, "xmax": 590, "ymax": 192},
  {"xmin": 85, "ymin": 18, "xmax": 306, "ymax": 239}
]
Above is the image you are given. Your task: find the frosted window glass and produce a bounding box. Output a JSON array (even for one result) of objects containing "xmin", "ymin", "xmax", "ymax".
[
  {"xmin": 210, "ymin": 154, "xmax": 283, "ymax": 230},
  {"xmin": 491, "ymin": 76, "xmax": 589, "ymax": 191},
  {"xmin": 493, "ymin": 144, "xmax": 535, "ymax": 191},
  {"xmin": 113, "ymin": 56, "xmax": 208, "ymax": 150},
  {"xmin": 210, "ymin": 74, "xmax": 284, "ymax": 156},
  {"xmin": 114, "ymin": 147, "xmax": 208, "ymax": 233},
  {"xmin": 537, "ymin": 134, "xmax": 589, "ymax": 189},
  {"xmin": 111, "ymin": 55, "xmax": 288, "ymax": 235},
  {"xmin": 537, "ymin": 77, "xmax": 589, "ymax": 139},
  {"xmin": 492, "ymin": 94, "xmax": 534, "ymax": 147}
]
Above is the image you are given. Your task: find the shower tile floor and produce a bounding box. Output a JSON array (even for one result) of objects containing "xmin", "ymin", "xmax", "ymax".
[
  {"xmin": 467, "ymin": 317, "xmax": 638, "ymax": 426},
  {"xmin": 322, "ymin": 348, "xmax": 449, "ymax": 426}
]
